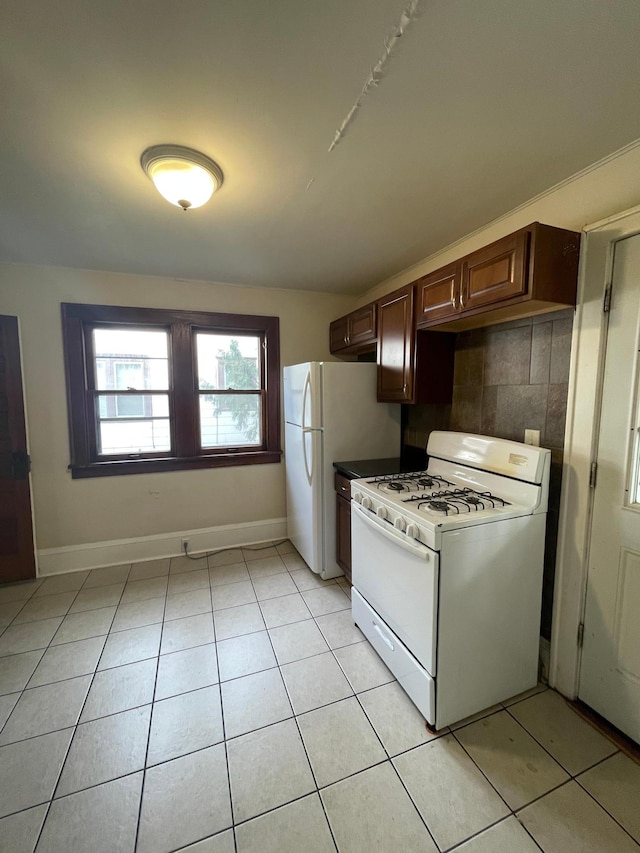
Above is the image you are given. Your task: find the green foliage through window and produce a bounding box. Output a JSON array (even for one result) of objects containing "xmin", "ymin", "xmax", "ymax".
[{"xmin": 203, "ymin": 339, "xmax": 260, "ymax": 443}]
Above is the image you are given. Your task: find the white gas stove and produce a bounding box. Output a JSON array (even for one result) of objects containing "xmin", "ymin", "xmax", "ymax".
[{"xmin": 350, "ymin": 431, "xmax": 551, "ymax": 729}]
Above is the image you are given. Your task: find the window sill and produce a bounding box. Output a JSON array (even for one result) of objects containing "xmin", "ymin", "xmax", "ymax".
[{"xmin": 68, "ymin": 450, "xmax": 282, "ymax": 479}]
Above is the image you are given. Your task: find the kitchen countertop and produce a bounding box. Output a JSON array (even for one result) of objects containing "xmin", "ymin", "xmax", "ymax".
[{"xmin": 333, "ymin": 457, "xmax": 407, "ymax": 480}]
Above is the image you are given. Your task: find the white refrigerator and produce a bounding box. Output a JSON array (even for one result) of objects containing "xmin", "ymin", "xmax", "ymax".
[{"xmin": 283, "ymin": 361, "xmax": 401, "ymax": 579}]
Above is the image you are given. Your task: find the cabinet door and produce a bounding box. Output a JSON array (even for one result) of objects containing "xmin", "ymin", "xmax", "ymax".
[
  {"xmin": 349, "ymin": 303, "xmax": 377, "ymax": 347},
  {"xmin": 329, "ymin": 316, "xmax": 349, "ymax": 352},
  {"xmin": 377, "ymin": 284, "xmax": 415, "ymax": 403},
  {"xmin": 461, "ymin": 231, "xmax": 529, "ymax": 312},
  {"xmin": 417, "ymin": 263, "xmax": 461, "ymax": 327},
  {"xmin": 336, "ymin": 493, "xmax": 352, "ymax": 583}
]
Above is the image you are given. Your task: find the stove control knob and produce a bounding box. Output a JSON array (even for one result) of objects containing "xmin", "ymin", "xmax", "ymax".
[
  {"xmin": 362, "ymin": 496, "xmax": 373, "ymax": 511},
  {"xmin": 376, "ymin": 506, "xmax": 388, "ymax": 521},
  {"xmin": 353, "ymin": 491, "xmax": 363, "ymax": 504},
  {"xmin": 394, "ymin": 516, "xmax": 407, "ymax": 533},
  {"xmin": 406, "ymin": 523, "xmax": 420, "ymax": 539}
]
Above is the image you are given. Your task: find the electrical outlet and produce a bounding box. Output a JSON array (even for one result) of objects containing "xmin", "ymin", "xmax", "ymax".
[
  {"xmin": 181, "ymin": 538, "xmax": 189, "ymax": 554},
  {"xmin": 524, "ymin": 429, "xmax": 540, "ymax": 446}
]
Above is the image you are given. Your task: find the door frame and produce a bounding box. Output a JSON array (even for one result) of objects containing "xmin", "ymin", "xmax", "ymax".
[{"xmin": 550, "ymin": 203, "xmax": 640, "ymax": 697}]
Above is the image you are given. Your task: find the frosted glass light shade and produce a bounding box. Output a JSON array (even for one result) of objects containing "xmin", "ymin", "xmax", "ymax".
[{"xmin": 141, "ymin": 145, "xmax": 224, "ymax": 210}]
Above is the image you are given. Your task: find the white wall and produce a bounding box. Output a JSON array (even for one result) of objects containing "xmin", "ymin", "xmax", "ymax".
[{"xmin": 0, "ymin": 263, "xmax": 353, "ymax": 559}]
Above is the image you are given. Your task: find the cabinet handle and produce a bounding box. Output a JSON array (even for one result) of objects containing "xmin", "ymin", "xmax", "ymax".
[
  {"xmin": 460, "ymin": 288, "xmax": 465, "ymax": 310},
  {"xmin": 450, "ymin": 281, "xmax": 456, "ymax": 310}
]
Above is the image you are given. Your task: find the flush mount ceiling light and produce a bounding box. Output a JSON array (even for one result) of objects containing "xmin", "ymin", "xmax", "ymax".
[{"xmin": 140, "ymin": 145, "xmax": 224, "ymax": 211}]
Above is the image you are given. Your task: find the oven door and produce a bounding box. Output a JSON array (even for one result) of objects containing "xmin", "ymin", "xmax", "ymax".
[{"xmin": 351, "ymin": 502, "xmax": 438, "ymax": 675}]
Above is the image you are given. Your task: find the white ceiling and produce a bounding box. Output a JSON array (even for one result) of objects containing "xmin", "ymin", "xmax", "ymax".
[{"xmin": 2, "ymin": 0, "xmax": 640, "ymax": 294}]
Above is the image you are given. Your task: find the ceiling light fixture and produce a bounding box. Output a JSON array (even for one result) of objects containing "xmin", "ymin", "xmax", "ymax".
[{"xmin": 140, "ymin": 145, "xmax": 224, "ymax": 211}]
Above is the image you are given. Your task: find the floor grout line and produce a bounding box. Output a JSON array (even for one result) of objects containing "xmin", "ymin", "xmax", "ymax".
[
  {"xmin": 443, "ymin": 815, "xmax": 545, "ymax": 853},
  {"xmin": 502, "ymin": 699, "xmax": 620, "ymax": 777},
  {"xmin": 241, "ymin": 571, "xmax": 339, "ymax": 852},
  {"xmin": 220, "ymin": 550, "xmax": 297, "ymax": 850},
  {"xmin": 132, "ymin": 570, "xmax": 167, "ymax": 853},
  {"xmin": 2, "ymin": 548, "xmax": 639, "ymax": 852},
  {"xmin": 2, "ymin": 659, "xmax": 630, "ymax": 844},
  {"xmin": 449, "ymin": 719, "xmax": 554, "ymax": 817},
  {"xmin": 29, "ymin": 575, "xmax": 130, "ymax": 851},
  {"xmin": 573, "ymin": 775, "xmax": 640, "ymax": 849},
  {"xmin": 212, "ymin": 578, "xmax": 239, "ymax": 853}
]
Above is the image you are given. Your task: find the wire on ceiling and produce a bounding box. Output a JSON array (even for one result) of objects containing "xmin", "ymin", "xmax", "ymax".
[{"xmin": 327, "ymin": 0, "xmax": 424, "ymax": 153}]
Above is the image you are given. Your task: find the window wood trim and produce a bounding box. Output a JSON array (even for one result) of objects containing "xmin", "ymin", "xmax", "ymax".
[{"xmin": 61, "ymin": 303, "xmax": 281, "ymax": 478}]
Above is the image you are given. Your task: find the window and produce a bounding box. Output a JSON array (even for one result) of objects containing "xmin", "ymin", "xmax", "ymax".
[{"xmin": 62, "ymin": 304, "xmax": 281, "ymax": 478}]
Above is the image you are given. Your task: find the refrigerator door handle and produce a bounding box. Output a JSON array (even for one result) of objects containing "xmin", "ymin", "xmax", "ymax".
[
  {"xmin": 302, "ymin": 427, "xmax": 314, "ymax": 484},
  {"xmin": 301, "ymin": 371, "xmax": 311, "ymax": 430}
]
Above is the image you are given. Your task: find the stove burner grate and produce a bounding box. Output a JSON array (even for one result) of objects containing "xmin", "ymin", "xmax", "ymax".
[
  {"xmin": 402, "ymin": 487, "xmax": 510, "ymax": 516},
  {"xmin": 427, "ymin": 500, "xmax": 454, "ymax": 513},
  {"xmin": 366, "ymin": 472, "xmax": 455, "ymax": 493}
]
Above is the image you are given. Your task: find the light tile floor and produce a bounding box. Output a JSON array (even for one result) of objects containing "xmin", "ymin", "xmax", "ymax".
[{"xmin": 0, "ymin": 542, "xmax": 639, "ymax": 852}]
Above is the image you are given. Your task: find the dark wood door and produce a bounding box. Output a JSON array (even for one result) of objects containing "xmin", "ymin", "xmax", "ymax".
[
  {"xmin": 336, "ymin": 493, "xmax": 352, "ymax": 583},
  {"xmin": 0, "ymin": 316, "xmax": 35, "ymax": 583},
  {"xmin": 417, "ymin": 263, "xmax": 461, "ymax": 327},
  {"xmin": 377, "ymin": 284, "xmax": 415, "ymax": 403},
  {"xmin": 461, "ymin": 231, "xmax": 529, "ymax": 312}
]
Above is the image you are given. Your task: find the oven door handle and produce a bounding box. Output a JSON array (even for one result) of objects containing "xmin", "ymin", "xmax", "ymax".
[{"xmin": 352, "ymin": 502, "xmax": 432, "ymax": 559}]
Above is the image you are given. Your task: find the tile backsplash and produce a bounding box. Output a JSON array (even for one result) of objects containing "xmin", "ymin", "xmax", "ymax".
[
  {"xmin": 403, "ymin": 307, "xmax": 574, "ymax": 640},
  {"xmin": 450, "ymin": 310, "xmax": 572, "ymax": 443}
]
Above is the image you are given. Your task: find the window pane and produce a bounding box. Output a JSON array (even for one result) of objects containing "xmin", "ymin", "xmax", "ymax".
[
  {"xmin": 115, "ymin": 362, "xmax": 143, "ymax": 389},
  {"xmin": 98, "ymin": 420, "xmax": 171, "ymax": 455},
  {"xmin": 97, "ymin": 393, "xmax": 169, "ymax": 419},
  {"xmin": 94, "ymin": 329, "xmax": 169, "ymax": 390},
  {"xmin": 199, "ymin": 393, "xmax": 262, "ymax": 448},
  {"xmin": 196, "ymin": 334, "xmax": 260, "ymax": 391},
  {"xmin": 96, "ymin": 394, "xmax": 171, "ymax": 454},
  {"xmin": 115, "ymin": 395, "xmax": 144, "ymax": 417}
]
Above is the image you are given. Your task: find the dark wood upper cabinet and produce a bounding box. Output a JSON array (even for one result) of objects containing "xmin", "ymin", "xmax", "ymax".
[
  {"xmin": 416, "ymin": 223, "xmax": 580, "ymax": 331},
  {"xmin": 329, "ymin": 302, "xmax": 377, "ymax": 355},
  {"xmin": 329, "ymin": 315, "xmax": 350, "ymax": 352},
  {"xmin": 349, "ymin": 303, "xmax": 377, "ymax": 348},
  {"xmin": 377, "ymin": 284, "xmax": 415, "ymax": 403},
  {"xmin": 328, "ymin": 221, "xmax": 578, "ymax": 406},
  {"xmin": 418, "ymin": 262, "xmax": 462, "ymax": 325},
  {"xmin": 461, "ymin": 231, "xmax": 528, "ymax": 312},
  {"xmin": 377, "ymin": 285, "xmax": 454, "ymax": 404}
]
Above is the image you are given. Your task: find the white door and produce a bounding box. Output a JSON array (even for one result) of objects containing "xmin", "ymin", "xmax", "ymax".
[{"xmin": 579, "ymin": 233, "xmax": 640, "ymax": 743}]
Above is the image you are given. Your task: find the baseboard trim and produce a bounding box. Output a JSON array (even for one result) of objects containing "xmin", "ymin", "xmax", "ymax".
[{"xmin": 37, "ymin": 518, "xmax": 288, "ymax": 576}]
